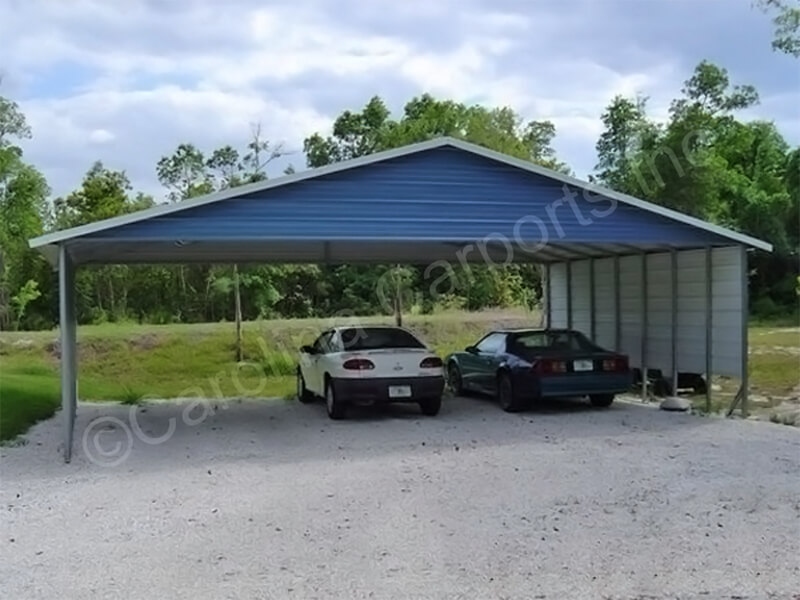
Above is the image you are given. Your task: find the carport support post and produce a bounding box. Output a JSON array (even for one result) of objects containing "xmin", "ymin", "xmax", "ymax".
[
  {"xmin": 544, "ymin": 263, "xmax": 551, "ymax": 328},
  {"xmin": 566, "ymin": 260, "xmax": 572, "ymax": 329},
  {"xmin": 59, "ymin": 245, "xmax": 78, "ymax": 463},
  {"xmin": 705, "ymin": 246, "xmax": 713, "ymax": 413},
  {"xmin": 640, "ymin": 252, "xmax": 648, "ymax": 401},
  {"xmin": 740, "ymin": 245, "xmax": 749, "ymax": 417},
  {"xmin": 613, "ymin": 255, "xmax": 621, "ymax": 352},
  {"xmin": 670, "ymin": 249, "xmax": 678, "ymax": 394},
  {"xmin": 589, "ymin": 257, "xmax": 596, "ymax": 340}
]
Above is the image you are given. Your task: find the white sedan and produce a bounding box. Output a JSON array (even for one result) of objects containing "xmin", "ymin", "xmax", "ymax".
[{"xmin": 296, "ymin": 326, "xmax": 445, "ymax": 419}]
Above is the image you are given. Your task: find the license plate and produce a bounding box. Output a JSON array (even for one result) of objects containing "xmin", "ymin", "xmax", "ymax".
[
  {"xmin": 573, "ymin": 359, "xmax": 594, "ymax": 372},
  {"xmin": 389, "ymin": 385, "xmax": 412, "ymax": 398}
]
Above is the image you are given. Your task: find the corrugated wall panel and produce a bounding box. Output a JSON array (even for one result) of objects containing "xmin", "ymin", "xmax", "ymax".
[
  {"xmin": 646, "ymin": 253, "xmax": 673, "ymax": 377},
  {"xmin": 618, "ymin": 255, "xmax": 643, "ymax": 367},
  {"xmin": 570, "ymin": 260, "xmax": 592, "ymax": 336},
  {"xmin": 711, "ymin": 247, "xmax": 743, "ymax": 375},
  {"xmin": 593, "ymin": 257, "xmax": 616, "ymax": 350},
  {"xmin": 676, "ymin": 249, "xmax": 708, "ymax": 373},
  {"xmin": 550, "ymin": 263, "xmax": 568, "ymax": 327}
]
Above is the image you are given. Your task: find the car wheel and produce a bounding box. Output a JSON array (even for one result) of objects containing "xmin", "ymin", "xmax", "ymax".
[
  {"xmin": 325, "ymin": 379, "xmax": 346, "ymax": 420},
  {"xmin": 296, "ymin": 369, "xmax": 315, "ymax": 404},
  {"xmin": 448, "ymin": 362, "xmax": 464, "ymax": 395},
  {"xmin": 589, "ymin": 393, "xmax": 614, "ymax": 408},
  {"xmin": 419, "ymin": 396, "xmax": 442, "ymax": 416},
  {"xmin": 497, "ymin": 372, "xmax": 523, "ymax": 412}
]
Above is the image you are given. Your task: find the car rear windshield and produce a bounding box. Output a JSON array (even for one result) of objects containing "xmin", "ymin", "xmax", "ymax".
[
  {"xmin": 510, "ymin": 331, "xmax": 599, "ymax": 353},
  {"xmin": 340, "ymin": 327, "xmax": 425, "ymax": 351}
]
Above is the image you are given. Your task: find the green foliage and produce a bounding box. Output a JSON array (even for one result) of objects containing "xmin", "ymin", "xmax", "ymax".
[
  {"xmin": 10, "ymin": 279, "xmax": 41, "ymax": 329},
  {"xmin": 758, "ymin": 0, "xmax": 800, "ymax": 56},
  {"xmin": 304, "ymin": 93, "xmax": 569, "ymax": 173},
  {"xmin": 0, "ymin": 96, "xmax": 50, "ymax": 331}
]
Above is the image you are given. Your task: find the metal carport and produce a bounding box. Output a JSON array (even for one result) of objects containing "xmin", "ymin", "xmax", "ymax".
[{"xmin": 28, "ymin": 137, "xmax": 772, "ymax": 462}]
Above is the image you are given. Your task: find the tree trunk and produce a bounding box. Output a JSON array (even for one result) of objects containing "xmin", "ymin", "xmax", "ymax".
[
  {"xmin": 393, "ymin": 266, "xmax": 402, "ymax": 327},
  {"xmin": 234, "ymin": 264, "xmax": 243, "ymax": 362}
]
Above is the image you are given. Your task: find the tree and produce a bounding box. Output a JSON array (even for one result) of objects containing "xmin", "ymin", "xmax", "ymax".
[
  {"xmin": 156, "ymin": 143, "xmax": 213, "ymax": 201},
  {"xmin": 207, "ymin": 145, "xmax": 241, "ymax": 189},
  {"xmin": 0, "ymin": 95, "xmax": 49, "ymax": 330},
  {"xmin": 594, "ymin": 95, "xmax": 654, "ymax": 194},
  {"xmin": 0, "ymin": 97, "xmax": 31, "ymax": 146},
  {"xmin": 54, "ymin": 161, "xmax": 131, "ymax": 227},
  {"xmin": 242, "ymin": 123, "xmax": 284, "ymax": 183},
  {"xmin": 757, "ymin": 0, "xmax": 800, "ymax": 57}
]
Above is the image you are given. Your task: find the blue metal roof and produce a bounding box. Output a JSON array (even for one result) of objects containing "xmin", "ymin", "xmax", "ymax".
[{"xmin": 30, "ymin": 137, "xmax": 771, "ymax": 265}]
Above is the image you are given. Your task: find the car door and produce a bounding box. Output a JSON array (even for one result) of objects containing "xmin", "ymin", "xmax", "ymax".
[
  {"xmin": 303, "ymin": 330, "xmax": 334, "ymax": 395},
  {"xmin": 460, "ymin": 333, "xmax": 503, "ymax": 392},
  {"xmin": 474, "ymin": 333, "xmax": 506, "ymax": 392}
]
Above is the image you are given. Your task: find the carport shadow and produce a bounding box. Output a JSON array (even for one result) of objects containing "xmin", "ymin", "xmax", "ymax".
[{"xmin": 6, "ymin": 393, "xmax": 719, "ymax": 478}]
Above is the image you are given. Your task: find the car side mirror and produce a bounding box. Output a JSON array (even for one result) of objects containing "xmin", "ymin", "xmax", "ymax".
[
  {"xmin": 300, "ymin": 345, "xmax": 315, "ymax": 354},
  {"xmin": 465, "ymin": 345, "xmax": 478, "ymax": 354}
]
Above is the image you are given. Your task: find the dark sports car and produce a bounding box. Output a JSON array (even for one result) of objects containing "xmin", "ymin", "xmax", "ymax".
[{"xmin": 445, "ymin": 329, "xmax": 632, "ymax": 412}]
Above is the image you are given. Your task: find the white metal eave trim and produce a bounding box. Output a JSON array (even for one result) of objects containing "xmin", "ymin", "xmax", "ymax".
[{"xmin": 29, "ymin": 136, "xmax": 773, "ymax": 253}]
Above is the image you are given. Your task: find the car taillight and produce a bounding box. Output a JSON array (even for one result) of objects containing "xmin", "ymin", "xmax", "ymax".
[
  {"xmin": 603, "ymin": 357, "xmax": 628, "ymax": 372},
  {"xmin": 342, "ymin": 358, "xmax": 375, "ymax": 370},
  {"xmin": 419, "ymin": 356, "xmax": 443, "ymax": 368},
  {"xmin": 533, "ymin": 359, "xmax": 567, "ymax": 374}
]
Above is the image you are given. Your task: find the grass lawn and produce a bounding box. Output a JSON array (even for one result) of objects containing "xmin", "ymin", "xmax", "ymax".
[{"xmin": 1, "ymin": 310, "xmax": 797, "ymax": 442}]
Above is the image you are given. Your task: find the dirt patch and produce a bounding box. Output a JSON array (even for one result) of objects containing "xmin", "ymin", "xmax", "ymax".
[
  {"xmin": 128, "ymin": 333, "xmax": 162, "ymax": 352},
  {"xmin": 45, "ymin": 339, "xmax": 119, "ymax": 362}
]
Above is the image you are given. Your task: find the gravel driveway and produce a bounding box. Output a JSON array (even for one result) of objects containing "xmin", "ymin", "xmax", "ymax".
[{"xmin": 2, "ymin": 396, "xmax": 799, "ymax": 599}]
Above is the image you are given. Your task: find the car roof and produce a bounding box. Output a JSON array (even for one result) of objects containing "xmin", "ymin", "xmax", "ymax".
[
  {"xmin": 332, "ymin": 325, "xmax": 411, "ymax": 331},
  {"xmin": 489, "ymin": 328, "xmax": 579, "ymax": 335}
]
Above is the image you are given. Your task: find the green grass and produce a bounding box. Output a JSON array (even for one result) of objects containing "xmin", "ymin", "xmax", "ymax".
[{"xmin": 0, "ymin": 370, "xmax": 61, "ymax": 441}]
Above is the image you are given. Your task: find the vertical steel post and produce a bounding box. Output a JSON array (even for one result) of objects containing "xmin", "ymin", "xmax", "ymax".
[
  {"xmin": 59, "ymin": 245, "xmax": 77, "ymax": 463},
  {"xmin": 670, "ymin": 249, "xmax": 678, "ymax": 395},
  {"xmin": 614, "ymin": 255, "xmax": 621, "ymax": 352},
  {"xmin": 589, "ymin": 258, "xmax": 596, "ymax": 341},
  {"xmin": 545, "ymin": 263, "xmax": 552, "ymax": 328},
  {"xmin": 705, "ymin": 246, "xmax": 713, "ymax": 413},
  {"xmin": 640, "ymin": 252, "xmax": 648, "ymax": 401},
  {"xmin": 740, "ymin": 245, "xmax": 749, "ymax": 417},
  {"xmin": 566, "ymin": 260, "xmax": 573, "ymax": 330}
]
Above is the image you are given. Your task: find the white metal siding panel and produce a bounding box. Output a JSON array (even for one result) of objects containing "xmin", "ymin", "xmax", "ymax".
[
  {"xmin": 711, "ymin": 247, "xmax": 743, "ymax": 376},
  {"xmin": 646, "ymin": 253, "xmax": 673, "ymax": 377},
  {"xmin": 676, "ymin": 249, "xmax": 707, "ymax": 373},
  {"xmin": 550, "ymin": 262, "xmax": 568, "ymax": 327},
  {"xmin": 619, "ymin": 255, "xmax": 643, "ymax": 367},
  {"xmin": 570, "ymin": 260, "xmax": 592, "ymax": 336},
  {"xmin": 593, "ymin": 257, "xmax": 616, "ymax": 349}
]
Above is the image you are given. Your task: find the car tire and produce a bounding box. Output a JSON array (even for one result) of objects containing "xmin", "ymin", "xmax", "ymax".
[
  {"xmin": 325, "ymin": 378, "xmax": 346, "ymax": 420},
  {"xmin": 419, "ymin": 396, "xmax": 442, "ymax": 416},
  {"xmin": 497, "ymin": 372, "xmax": 524, "ymax": 413},
  {"xmin": 448, "ymin": 362, "xmax": 464, "ymax": 395},
  {"xmin": 296, "ymin": 369, "xmax": 315, "ymax": 404},
  {"xmin": 590, "ymin": 393, "xmax": 614, "ymax": 408}
]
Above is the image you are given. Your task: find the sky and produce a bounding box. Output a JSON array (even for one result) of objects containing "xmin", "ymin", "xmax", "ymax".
[{"xmin": 2, "ymin": 0, "xmax": 798, "ymax": 201}]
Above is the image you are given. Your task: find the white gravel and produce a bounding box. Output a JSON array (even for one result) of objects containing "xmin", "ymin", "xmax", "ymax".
[{"xmin": 1, "ymin": 396, "xmax": 799, "ymax": 599}]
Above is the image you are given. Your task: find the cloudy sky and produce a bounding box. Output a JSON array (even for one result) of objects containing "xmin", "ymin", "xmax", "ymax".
[{"xmin": 2, "ymin": 0, "xmax": 798, "ymax": 201}]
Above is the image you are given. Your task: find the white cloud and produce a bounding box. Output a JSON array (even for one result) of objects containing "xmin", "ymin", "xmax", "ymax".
[
  {"xmin": 2, "ymin": 0, "xmax": 797, "ymax": 197},
  {"xmin": 88, "ymin": 128, "xmax": 115, "ymax": 144}
]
